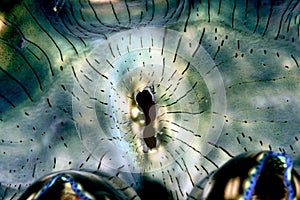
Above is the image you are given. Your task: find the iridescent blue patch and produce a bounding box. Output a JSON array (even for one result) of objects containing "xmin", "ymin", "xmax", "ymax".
[
  {"xmin": 191, "ymin": 151, "xmax": 300, "ymax": 200},
  {"xmin": 33, "ymin": 173, "xmax": 91, "ymax": 200},
  {"xmin": 19, "ymin": 170, "xmax": 140, "ymax": 200},
  {"xmin": 243, "ymin": 151, "xmax": 294, "ymax": 200}
]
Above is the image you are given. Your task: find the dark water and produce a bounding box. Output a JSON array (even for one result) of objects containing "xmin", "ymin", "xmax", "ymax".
[{"xmin": 0, "ymin": 0, "xmax": 299, "ymax": 199}]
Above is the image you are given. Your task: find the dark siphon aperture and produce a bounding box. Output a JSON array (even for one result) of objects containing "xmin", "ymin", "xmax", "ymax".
[{"xmin": 135, "ymin": 87, "xmax": 158, "ymax": 150}]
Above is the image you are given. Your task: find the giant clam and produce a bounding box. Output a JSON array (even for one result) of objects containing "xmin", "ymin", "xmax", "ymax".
[{"xmin": 0, "ymin": 0, "xmax": 300, "ymax": 199}]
